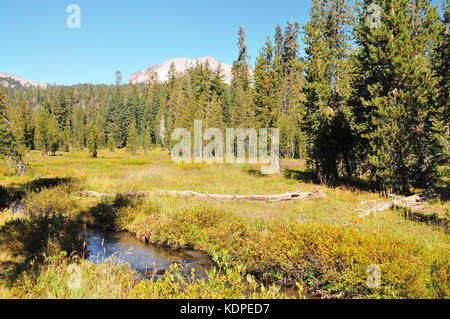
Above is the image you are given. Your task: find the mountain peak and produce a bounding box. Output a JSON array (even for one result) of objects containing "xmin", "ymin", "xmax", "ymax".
[
  {"xmin": 0, "ymin": 72, "xmax": 47, "ymax": 88},
  {"xmin": 129, "ymin": 56, "xmax": 233, "ymax": 84}
]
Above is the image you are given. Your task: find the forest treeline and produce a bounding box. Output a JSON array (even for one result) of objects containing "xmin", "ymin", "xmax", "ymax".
[{"xmin": 1, "ymin": 0, "xmax": 448, "ymax": 193}]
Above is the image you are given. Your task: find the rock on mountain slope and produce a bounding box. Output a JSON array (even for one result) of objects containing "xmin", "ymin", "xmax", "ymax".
[
  {"xmin": 129, "ymin": 56, "xmax": 234, "ymax": 84},
  {"xmin": 0, "ymin": 72, "xmax": 47, "ymax": 88}
]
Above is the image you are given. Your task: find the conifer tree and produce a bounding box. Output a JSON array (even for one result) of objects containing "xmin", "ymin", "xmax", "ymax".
[
  {"xmin": 48, "ymin": 116, "xmax": 60, "ymax": 156},
  {"xmin": 155, "ymin": 95, "xmax": 167, "ymax": 147},
  {"xmin": 126, "ymin": 117, "xmax": 139, "ymax": 155},
  {"xmin": 429, "ymin": 2, "xmax": 450, "ymax": 181},
  {"xmin": 71, "ymin": 106, "xmax": 85, "ymax": 151},
  {"xmin": 0, "ymin": 90, "xmax": 26, "ymax": 175},
  {"xmin": 107, "ymin": 72, "xmax": 125, "ymax": 147},
  {"xmin": 142, "ymin": 124, "xmax": 152, "ymax": 155},
  {"xmin": 205, "ymin": 93, "xmax": 224, "ymax": 129},
  {"xmin": 86, "ymin": 119, "xmax": 100, "ymax": 158},
  {"xmin": 107, "ymin": 133, "xmax": 115, "ymax": 152},
  {"xmin": 54, "ymin": 87, "xmax": 69, "ymax": 129},
  {"xmin": 62, "ymin": 118, "xmax": 71, "ymax": 152},
  {"xmin": 351, "ymin": 0, "xmax": 441, "ymax": 192},
  {"xmin": 303, "ymin": 0, "xmax": 353, "ymax": 182},
  {"xmin": 270, "ymin": 22, "xmax": 306, "ymax": 158},
  {"xmin": 35, "ymin": 108, "xmax": 51, "ymax": 155},
  {"xmin": 143, "ymin": 72, "xmax": 159, "ymax": 144},
  {"xmin": 231, "ymin": 26, "xmax": 254, "ymax": 128},
  {"xmin": 253, "ymin": 37, "xmax": 282, "ymax": 128},
  {"xmin": 13, "ymin": 100, "xmax": 34, "ymax": 150}
]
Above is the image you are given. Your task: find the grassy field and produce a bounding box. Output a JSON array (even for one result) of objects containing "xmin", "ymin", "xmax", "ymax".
[{"xmin": 0, "ymin": 148, "xmax": 448, "ymax": 298}]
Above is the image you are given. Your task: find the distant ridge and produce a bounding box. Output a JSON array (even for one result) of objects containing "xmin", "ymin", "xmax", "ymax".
[
  {"xmin": 129, "ymin": 56, "xmax": 234, "ymax": 85},
  {"xmin": 0, "ymin": 72, "xmax": 47, "ymax": 88}
]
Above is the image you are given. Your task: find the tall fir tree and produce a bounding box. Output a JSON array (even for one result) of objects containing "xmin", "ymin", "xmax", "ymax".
[
  {"xmin": 142, "ymin": 124, "xmax": 152, "ymax": 155},
  {"xmin": 303, "ymin": 0, "xmax": 353, "ymax": 182},
  {"xmin": 35, "ymin": 108, "xmax": 51, "ymax": 155},
  {"xmin": 231, "ymin": 26, "xmax": 254, "ymax": 128},
  {"xmin": 429, "ymin": 1, "xmax": 450, "ymax": 179},
  {"xmin": 0, "ymin": 90, "xmax": 26, "ymax": 175},
  {"xmin": 350, "ymin": 0, "xmax": 441, "ymax": 192},
  {"xmin": 86, "ymin": 119, "xmax": 100, "ymax": 158},
  {"xmin": 253, "ymin": 37, "xmax": 282, "ymax": 128},
  {"xmin": 13, "ymin": 99, "xmax": 34, "ymax": 150},
  {"xmin": 126, "ymin": 117, "xmax": 139, "ymax": 155}
]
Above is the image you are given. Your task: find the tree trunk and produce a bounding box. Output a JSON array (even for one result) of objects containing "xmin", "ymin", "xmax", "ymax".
[
  {"xmin": 16, "ymin": 158, "xmax": 26, "ymax": 176},
  {"xmin": 79, "ymin": 188, "xmax": 329, "ymax": 202}
]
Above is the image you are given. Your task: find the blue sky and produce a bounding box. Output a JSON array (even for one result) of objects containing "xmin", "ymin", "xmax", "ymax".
[
  {"xmin": 0, "ymin": 0, "xmax": 314, "ymax": 85},
  {"xmin": 0, "ymin": 1, "xmax": 444, "ymax": 85}
]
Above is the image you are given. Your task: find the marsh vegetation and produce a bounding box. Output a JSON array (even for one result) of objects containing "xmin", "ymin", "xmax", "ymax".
[{"xmin": 0, "ymin": 149, "xmax": 448, "ymax": 299}]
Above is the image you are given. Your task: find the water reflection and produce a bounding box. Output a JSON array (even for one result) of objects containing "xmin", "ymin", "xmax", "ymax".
[{"xmin": 84, "ymin": 230, "xmax": 214, "ymax": 278}]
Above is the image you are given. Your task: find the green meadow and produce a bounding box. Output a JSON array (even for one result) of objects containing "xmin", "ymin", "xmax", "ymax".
[{"xmin": 0, "ymin": 149, "xmax": 448, "ymax": 299}]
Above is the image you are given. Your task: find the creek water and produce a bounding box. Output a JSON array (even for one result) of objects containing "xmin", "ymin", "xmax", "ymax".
[
  {"xmin": 84, "ymin": 230, "xmax": 301, "ymax": 298},
  {"xmin": 84, "ymin": 230, "xmax": 215, "ymax": 279}
]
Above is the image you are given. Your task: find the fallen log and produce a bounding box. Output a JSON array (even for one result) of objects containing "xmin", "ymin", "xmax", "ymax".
[
  {"xmin": 78, "ymin": 187, "xmax": 328, "ymax": 202},
  {"xmin": 354, "ymin": 193, "xmax": 448, "ymax": 228},
  {"xmin": 355, "ymin": 193, "xmax": 428, "ymax": 217}
]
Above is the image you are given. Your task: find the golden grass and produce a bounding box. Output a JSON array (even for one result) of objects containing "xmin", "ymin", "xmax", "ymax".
[{"xmin": 0, "ymin": 148, "xmax": 448, "ymax": 298}]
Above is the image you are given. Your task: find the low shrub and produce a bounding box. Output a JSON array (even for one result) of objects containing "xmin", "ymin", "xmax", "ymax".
[
  {"xmin": 4, "ymin": 251, "xmax": 292, "ymax": 299},
  {"xmin": 125, "ymin": 200, "xmax": 450, "ymax": 299}
]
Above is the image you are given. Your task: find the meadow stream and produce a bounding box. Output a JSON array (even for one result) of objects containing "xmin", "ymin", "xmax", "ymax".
[
  {"xmin": 84, "ymin": 230, "xmax": 300, "ymax": 297},
  {"xmin": 84, "ymin": 230, "xmax": 215, "ymax": 280}
]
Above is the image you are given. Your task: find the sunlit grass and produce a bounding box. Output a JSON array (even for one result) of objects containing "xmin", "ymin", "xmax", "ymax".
[{"xmin": 0, "ymin": 148, "xmax": 449, "ymax": 298}]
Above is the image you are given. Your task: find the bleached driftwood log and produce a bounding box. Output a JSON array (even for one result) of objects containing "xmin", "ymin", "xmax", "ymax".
[
  {"xmin": 354, "ymin": 193, "xmax": 427, "ymax": 217},
  {"xmin": 78, "ymin": 187, "xmax": 328, "ymax": 202}
]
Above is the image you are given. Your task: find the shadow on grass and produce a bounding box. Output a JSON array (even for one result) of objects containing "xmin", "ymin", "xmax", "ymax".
[
  {"xmin": 397, "ymin": 206, "xmax": 448, "ymax": 230},
  {"xmin": 0, "ymin": 177, "xmax": 75, "ymax": 211},
  {"xmin": 284, "ymin": 168, "xmax": 380, "ymax": 192},
  {"xmin": 21, "ymin": 177, "xmax": 74, "ymax": 193},
  {"xmin": 285, "ymin": 168, "xmax": 449, "ymax": 204},
  {"xmin": 78, "ymin": 195, "xmax": 133, "ymax": 231},
  {"xmin": 0, "ymin": 186, "xmax": 23, "ymax": 211},
  {"xmin": 433, "ymin": 187, "xmax": 449, "ymax": 202},
  {"xmin": 283, "ymin": 168, "xmax": 319, "ymax": 184},
  {"xmin": 0, "ymin": 210, "xmax": 86, "ymax": 285},
  {"xmin": 245, "ymin": 167, "xmax": 267, "ymax": 177}
]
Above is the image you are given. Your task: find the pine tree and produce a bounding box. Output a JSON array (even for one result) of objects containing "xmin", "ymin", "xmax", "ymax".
[
  {"xmin": 107, "ymin": 72, "xmax": 125, "ymax": 147},
  {"xmin": 86, "ymin": 119, "xmax": 100, "ymax": 158},
  {"xmin": 48, "ymin": 116, "xmax": 60, "ymax": 156},
  {"xmin": 54, "ymin": 87, "xmax": 69, "ymax": 130},
  {"xmin": 143, "ymin": 72, "xmax": 159, "ymax": 144},
  {"xmin": 303, "ymin": 0, "xmax": 353, "ymax": 182},
  {"xmin": 253, "ymin": 37, "xmax": 282, "ymax": 128},
  {"xmin": 0, "ymin": 90, "xmax": 26, "ymax": 175},
  {"xmin": 35, "ymin": 108, "xmax": 51, "ymax": 155},
  {"xmin": 270, "ymin": 22, "xmax": 306, "ymax": 158},
  {"xmin": 231, "ymin": 26, "xmax": 254, "ymax": 128},
  {"xmin": 107, "ymin": 133, "xmax": 115, "ymax": 152},
  {"xmin": 13, "ymin": 99, "xmax": 34, "ymax": 150},
  {"xmin": 155, "ymin": 95, "xmax": 167, "ymax": 147},
  {"xmin": 115, "ymin": 71, "xmax": 122, "ymax": 86},
  {"xmin": 71, "ymin": 106, "xmax": 85, "ymax": 151},
  {"xmin": 429, "ymin": 2, "xmax": 450, "ymax": 182},
  {"xmin": 350, "ymin": 0, "xmax": 441, "ymax": 192},
  {"xmin": 62, "ymin": 118, "xmax": 71, "ymax": 152},
  {"xmin": 205, "ymin": 93, "xmax": 224, "ymax": 129},
  {"xmin": 142, "ymin": 124, "xmax": 152, "ymax": 155},
  {"xmin": 126, "ymin": 117, "xmax": 139, "ymax": 155}
]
